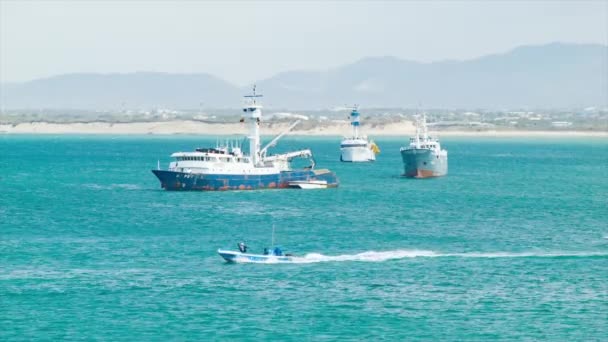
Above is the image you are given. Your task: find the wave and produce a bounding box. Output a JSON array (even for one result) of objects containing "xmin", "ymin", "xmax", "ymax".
[
  {"xmin": 0, "ymin": 268, "xmax": 151, "ymax": 280},
  {"xmin": 83, "ymin": 183, "xmax": 141, "ymax": 191},
  {"xmin": 288, "ymin": 249, "xmax": 608, "ymax": 264}
]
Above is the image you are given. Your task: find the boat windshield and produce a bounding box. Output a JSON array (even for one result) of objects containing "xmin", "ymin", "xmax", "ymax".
[{"xmin": 263, "ymin": 247, "xmax": 283, "ymax": 256}]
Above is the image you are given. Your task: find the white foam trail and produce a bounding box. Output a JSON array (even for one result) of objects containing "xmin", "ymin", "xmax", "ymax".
[
  {"xmin": 83, "ymin": 183, "xmax": 141, "ymax": 190},
  {"xmin": 112, "ymin": 183, "xmax": 141, "ymax": 190},
  {"xmin": 446, "ymin": 251, "xmax": 608, "ymax": 258},
  {"xmin": 288, "ymin": 250, "xmax": 608, "ymax": 264}
]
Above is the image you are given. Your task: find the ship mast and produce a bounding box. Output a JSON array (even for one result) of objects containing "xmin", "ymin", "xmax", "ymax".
[
  {"xmin": 415, "ymin": 115, "xmax": 421, "ymax": 148},
  {"xmin": 421, "ymin": 113, "xmax": 428, "ymax": 141},
  {"xmin": 350, "ymin": 105, "xmax": 360, "ymax": 139},
  {"xmin": 243, "ymin": 85, "xmax": 263, "ymax": 165}
]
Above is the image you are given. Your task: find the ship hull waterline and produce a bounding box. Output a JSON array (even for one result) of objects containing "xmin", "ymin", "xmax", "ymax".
[
  {"xmin": 401, "ymin": 149, "xmax": 447, "ymax": 179},
  {"xmin": 152, "ymin": 169, "xmax": 339, "ymax": 191}
]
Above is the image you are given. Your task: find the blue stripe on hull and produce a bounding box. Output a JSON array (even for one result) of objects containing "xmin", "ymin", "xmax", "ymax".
[{"xmin": 152, "ymin": 169, "xmax": 339, "ymax": 191}]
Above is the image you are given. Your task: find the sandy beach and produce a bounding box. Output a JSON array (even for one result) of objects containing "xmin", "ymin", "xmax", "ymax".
[{"xmin": 1, "ymin": 120, "xmax": 606, "ymax": 137}]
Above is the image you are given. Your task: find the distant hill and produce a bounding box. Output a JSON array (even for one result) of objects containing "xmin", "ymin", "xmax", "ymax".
[
  {"xmin": 258, "ymin": 43, "xmax": 608, "ymax": 109},
  {"xmin": 0, "ymin": 72, "xmax": 241, "ymax": 110},
  {"xmin": 1, "ymin": 43, "xmax": 606, "ymax": 110}
]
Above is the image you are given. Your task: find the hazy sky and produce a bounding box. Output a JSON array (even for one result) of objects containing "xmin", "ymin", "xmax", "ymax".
[{"xmin": 1, "ymin": 1, "xmax": 606, "ymax": 85}]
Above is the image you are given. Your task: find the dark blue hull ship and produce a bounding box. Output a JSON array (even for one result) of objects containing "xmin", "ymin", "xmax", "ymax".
[
  {"xmin": 152, "ymin": 87, "xmax": 339, "ymax": 191},
  {"xmin": 152, "ymin": 168, "xmax": 338, "ymax": 191}
]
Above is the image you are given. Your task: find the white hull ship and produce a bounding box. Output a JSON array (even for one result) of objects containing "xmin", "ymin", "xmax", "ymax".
[{"xmin": 340, "ymin": 106, "xmax": 379, "ymax": 162}]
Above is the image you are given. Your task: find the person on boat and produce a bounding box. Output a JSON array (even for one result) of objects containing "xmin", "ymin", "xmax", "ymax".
[{"xmin": 238, "ymin": 242, "xmax": 247, "ymax": 253}]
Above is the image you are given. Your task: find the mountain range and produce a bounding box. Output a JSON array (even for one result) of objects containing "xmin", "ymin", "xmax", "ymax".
[{"xmin": 1, "ymin": 43, "xmax": 606, "ymax": 110}]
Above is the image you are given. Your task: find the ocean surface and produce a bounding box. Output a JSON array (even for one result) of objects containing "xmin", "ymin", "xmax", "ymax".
[{"xmin": 1, "ymin": 135, "xmax": 607, "ymax": 340}]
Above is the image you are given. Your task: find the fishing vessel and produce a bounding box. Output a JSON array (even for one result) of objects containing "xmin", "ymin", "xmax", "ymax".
[
  {"xmin": 340, "ymin": 106, "xmax": 379, "ymax": 162},
  {"xmin": 218, "ymin": 227, "xmax": 295, "ymax": 263},
  {"xmin": 400, "ymin": 114, "xmax": 448, "ymax": 178},
  {"xmin": 152, "ymin": 87, "xmax": 339, "ymax": 191},
  {"xmin": 218, "ymin": 244, "xmax": 295, "ymax": 263}
]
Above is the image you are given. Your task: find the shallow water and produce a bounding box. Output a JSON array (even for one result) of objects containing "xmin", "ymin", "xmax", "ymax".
[{"xmin": 1, "ymin": 135, "xmax": 607, "ymax": 340}]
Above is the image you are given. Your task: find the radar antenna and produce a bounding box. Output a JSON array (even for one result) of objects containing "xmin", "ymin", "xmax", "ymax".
[{"xmin": 244, "ymin": 84, "xmax": 263, "ymax": 103}]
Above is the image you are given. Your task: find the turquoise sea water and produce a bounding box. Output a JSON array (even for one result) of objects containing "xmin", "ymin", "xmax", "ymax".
[{"xmin": 1, "ymin": 135, "xmax": 607, "ymax": 340}]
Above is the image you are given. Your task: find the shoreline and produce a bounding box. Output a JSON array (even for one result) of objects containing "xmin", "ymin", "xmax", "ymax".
[{"xmin": 1, "ymin": 120, "xmax": 606, "ymax": 137}]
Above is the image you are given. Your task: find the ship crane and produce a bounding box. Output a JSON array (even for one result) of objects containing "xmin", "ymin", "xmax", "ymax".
[
  {"xmin": 259, "ymin": 119, "xmax": 302, "ymax": 159},
  {"xmin": 263, "ymin": 149, "xmax": 316, "ymax": 169},
  {"xmin": 263, "ymin": 148, "xmax": 313, "ymax": 162}
]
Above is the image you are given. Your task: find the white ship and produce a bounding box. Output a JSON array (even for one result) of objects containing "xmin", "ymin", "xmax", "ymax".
[{"xmin": 340, "ymin": 106, "xmax": 379, "ymax": 162}]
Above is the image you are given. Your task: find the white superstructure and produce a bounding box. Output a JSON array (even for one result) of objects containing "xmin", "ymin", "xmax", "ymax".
[
  {"xmin": 164, "ymin": 86, "xmax": 315, "ymax": 175},
  {"xmin": 340, "ymin": 106, "xmax": 379, "ymax": 162},
  {"xmin": 400, "ymin": 114, "xmax": 446, "ymax": 155}
]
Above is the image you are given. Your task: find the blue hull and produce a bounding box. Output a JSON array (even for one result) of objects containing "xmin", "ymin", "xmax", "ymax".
[{"xmin": 152, "ymin": 169, "xmax": 339, "ymax": 191}]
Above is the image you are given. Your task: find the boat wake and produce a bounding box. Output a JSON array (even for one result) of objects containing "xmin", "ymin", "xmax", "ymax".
[
  {"xmin": 83, "ymin": 183, "xmax": 142, "ymax": 191},
  {"xmin": 288, "ymin": 249, "xmax": 608, "ymax": 264}
]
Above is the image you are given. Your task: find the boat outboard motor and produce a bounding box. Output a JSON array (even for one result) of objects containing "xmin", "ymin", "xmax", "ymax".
[{"xmin": 238, "ymin": 242, "xmax": 247, "ymax": 253}]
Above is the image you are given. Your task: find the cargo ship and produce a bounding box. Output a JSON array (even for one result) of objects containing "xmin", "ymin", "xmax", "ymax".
[
  {"xmin": 400, "ymin": 114, "xmax": 447, "ymax": 178},
  {"xmin": 340, "ymin": 106, "xmax": 379, "ymax": 162},
  {"xmin": 152, "ymin": 87, "xmax": 339, "ymax": 190}
]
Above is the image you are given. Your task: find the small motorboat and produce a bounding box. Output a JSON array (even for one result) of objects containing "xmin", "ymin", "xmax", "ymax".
[
  {"xmin": 218, "ymin": 243, "xmax": 294, "ymax": 263},
  {"xmin": 288, "ymin": 180, "xmax": 328, "ymax": 189}
]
